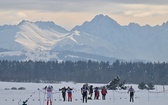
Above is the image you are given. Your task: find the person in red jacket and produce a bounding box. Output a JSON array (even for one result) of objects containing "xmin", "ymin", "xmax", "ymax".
[{"xmin": 101, "ymin": 86, "xmax": 107, "ymax": 100}]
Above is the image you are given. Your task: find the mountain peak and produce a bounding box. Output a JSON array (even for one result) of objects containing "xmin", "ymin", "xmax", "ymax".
[
  {"xmin": 94, "ymin": 14, "xmax": 109, "ymax": 19},
  {"xmin": 35, "ymin": 21, "xmax": 56, "ymax": 26},
  {"xmin": 91, "ymin": 14, "xmax": 119, "ymax": 26},
  {"xmin": 34, "ymin": 21, "xmax": 69, "ymax": 33},
  {"xmin": 72, "ymin": 14, "xmax": 120, "ymax": 33},
  {"xmin": 162, "ymin": 21, "xmax": 168, "ymax": 27},
  {"xmin": 17, "ymin": 20, "xmax": 30, "ymax": 26},
  {"xmin": 128, "ymin": 22, "xmax": 141, "ymax": 27},
  {"xmin": 94, "ymin": 14, "xmax": 112, "ymax": 20}
]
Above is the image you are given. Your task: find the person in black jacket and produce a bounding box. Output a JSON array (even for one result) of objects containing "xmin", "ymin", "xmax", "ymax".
[
  {"xmin": 127, "ymin": 86, "xmax": 135, "ymax": 102},
  {"xmin": 59, "ymin": 87, "xmax": 67, "ymax": 101},
  {"xmin": 89, "ymin": 85, "xmax": 93, "ymax": 99},
  {"xmin": 94, "ymin": 87, "xmax": 99, "ymax": 100},
  {"xmin": 81, "ymin": 84, "xmax": 88, "ymax": 103}
]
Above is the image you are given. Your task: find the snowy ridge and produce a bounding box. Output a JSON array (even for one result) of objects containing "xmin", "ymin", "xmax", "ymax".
[{"xmin": 0, "ymin": 14, "xmax": 168, "ymax": 62}]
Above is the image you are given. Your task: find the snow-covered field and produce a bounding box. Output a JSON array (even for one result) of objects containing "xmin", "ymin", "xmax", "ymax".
[{"xmin": 0, "ymin": 81, "xmax": 168, "ymax": 105}]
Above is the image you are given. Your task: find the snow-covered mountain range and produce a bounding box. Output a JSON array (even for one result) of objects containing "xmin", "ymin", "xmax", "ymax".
[{"xmin": 0, "ymin": 14, "xmax": 168, "ymax": 62}]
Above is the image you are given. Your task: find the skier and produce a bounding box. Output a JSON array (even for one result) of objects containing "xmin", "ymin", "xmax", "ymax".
[
  {"xmin": 59, "ymin": 87, "xmax": 67, "ymax": 101},
  {"xmin": 101, "ymin": 86, "xmax": 107, "ymax": 100},
  {"xmin": 89, "ymin": 85, "xmax": 93, "ymax": 99},
  {"xmin": 45, "ymin": 86, "xmax": 53, "ymax": 105},
  {"xmin": 67, "ymin": 86, "xmax": 73, "ymax": 102},
  {"xmin": 81, "ymin": 84, "xmax": 88, "ymax": 103},
  {"xmin": 94, "ymin": 87, "xmax": 99, "ymax": 100},
  {"xmin": 127, "ymin": 86, "xmax": 135, "ymax": 102}
]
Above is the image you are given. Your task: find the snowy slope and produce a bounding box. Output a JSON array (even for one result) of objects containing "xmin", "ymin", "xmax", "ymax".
[
  {"xmin": 0, "ymin": 14, "xmax": 168, "ymax": 62},
  {"xmin": 15, "ymin": 21, "xmax": 68, "ymax": 51},
  {"xmin": 52, "ymin": 30, "xmax": 117, "ymax": 56},
  {"xmin": 0, "ymin": 25, "xmax": 23, "ymax": 51}
]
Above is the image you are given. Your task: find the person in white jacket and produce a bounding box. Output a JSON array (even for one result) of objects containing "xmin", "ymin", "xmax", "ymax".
[{"xmin": 45, "ymin": 86, "xmax": 53, "ymax": 105}]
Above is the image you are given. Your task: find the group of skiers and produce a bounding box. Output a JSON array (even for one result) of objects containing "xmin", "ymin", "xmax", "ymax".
[
  {"xmin": 59, "ymin": 86, "xmax": 73, "ymax": 102},
  {"xmin": 87, "ymin": 85, "xmax": 107, "ymax": 101},
  {"xmin": 44, "ymin": 85, "xmax": 134, "ymax": 105},
  {"xmin": 44, "ymin": 85, "xmax": 73, "ymax": 105},
  {"xmin": 44, "ymin": 84, "xmax": 108, "ymax": 105},
  {"xmin": 59, "ymin": 84, "xmax": 108, "ymax": 103}
]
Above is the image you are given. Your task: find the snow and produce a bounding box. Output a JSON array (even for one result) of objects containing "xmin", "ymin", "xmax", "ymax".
[
  {"xmin": 15, "ymin": 22, "xmax": 67, "ymax": 51},
  {"xmin": 0, "ymin": 81, "xmax": 168, "ymax": 105},
  {"xmin": 0, "ymin": 51, "xmax": 22, "ymax": 56}
]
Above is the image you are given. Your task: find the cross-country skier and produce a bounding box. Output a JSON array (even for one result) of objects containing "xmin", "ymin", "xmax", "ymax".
[
  {"xmin": 94, "ymin": 87, "xmax": 99, "ymax": 100},
  {"xmin": 127, "ymin": 86, "xmax": 135, "ymax": 102},
  {"xmin": 59, "ymin": 87, "xmax": 67, "ymax": 101},
  {"xmin": 89, "ymin": 85, "xmax": 93, "ymax": 99},
  {"xmin": 81, "ymin": 84, "xmax": 88, "ymax": 103},
  {"xmin": 45, "ymin": 86, "xmax": 53, "ymax": 105},
  {"xmin": 101, "ymin": 86, "xmax": 107, "ymax": 100},
  {"xmin": 67, "ymin": 86, "xmax": 73, "ymax": 102}
]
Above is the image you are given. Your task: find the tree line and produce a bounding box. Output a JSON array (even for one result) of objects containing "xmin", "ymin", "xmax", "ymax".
[{"xmin": 0, "ymin": 60, "xmax": 168, "ymax": 85}]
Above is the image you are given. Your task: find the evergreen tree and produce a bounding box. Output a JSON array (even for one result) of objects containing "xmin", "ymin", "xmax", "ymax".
[
  {"xmin": 138, "ymin": 82, "xmax": 147, "ymax": 90},
  {"xmin": 106, "ymin": 76, "xmax": 126, "ymax": 90},
  {"xmin": 147, "ymin": 83, "xmax": 155, "ymax": 90}
]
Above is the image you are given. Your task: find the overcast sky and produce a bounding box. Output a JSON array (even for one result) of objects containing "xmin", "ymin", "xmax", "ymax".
[{"xmin": 0, "ymin": 0, "xmax": 168, "ymax": 30}]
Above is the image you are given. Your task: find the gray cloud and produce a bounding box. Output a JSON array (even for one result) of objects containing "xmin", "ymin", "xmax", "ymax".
[
  {"xmin": 0, "ymin": 0, "xmax": 98, "ymax": 12},
  {"xmin": 105, "ymin": 0, "xmax": 168, "ymax": 5},
  {"xmin": 0, "ymin": 0, "xmax": 167, "ymax": 12}
]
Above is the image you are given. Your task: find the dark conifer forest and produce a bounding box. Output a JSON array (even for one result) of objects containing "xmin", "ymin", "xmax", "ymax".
[{"xmin": 0, "ymin": 60, "xmax": 168, "ymax": 85}]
